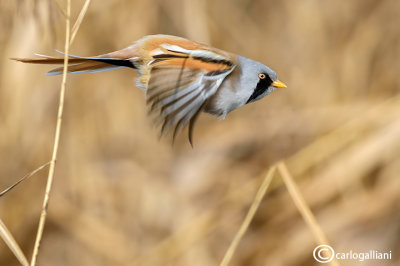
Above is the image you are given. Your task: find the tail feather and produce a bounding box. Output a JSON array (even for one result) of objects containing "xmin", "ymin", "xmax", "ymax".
[
  {"xmin": 46, "ymin": 61, "xmax": 126, "ymax": 76},
  {"xmin": 11, "ymin": 51, "xmax": 138, "ymax": 75}
]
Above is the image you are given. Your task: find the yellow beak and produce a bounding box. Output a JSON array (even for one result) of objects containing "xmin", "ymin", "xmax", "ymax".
[{"xmin": 271, "ymin": 80, "xmax": 287, "ymax": 88}]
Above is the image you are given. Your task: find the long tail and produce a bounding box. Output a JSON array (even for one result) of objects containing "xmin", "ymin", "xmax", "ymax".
[{"xmin": 11, "ymin": 50, "xmax": 138, "ymax": 76}]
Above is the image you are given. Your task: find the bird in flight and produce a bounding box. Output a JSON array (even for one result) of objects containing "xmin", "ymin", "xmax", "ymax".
[{"xmin": 12, "ymin": 34, "xmax": 287, "ymax": 145}]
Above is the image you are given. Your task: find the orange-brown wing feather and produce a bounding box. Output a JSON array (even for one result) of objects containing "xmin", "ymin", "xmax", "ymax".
[{"xmin": 139, "ymin": 36, "xmax": 237, "ymax": 143}]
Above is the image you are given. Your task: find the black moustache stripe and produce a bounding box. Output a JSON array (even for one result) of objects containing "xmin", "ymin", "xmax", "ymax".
[{"xmin": 246, "ymin": 74, "xmax": 272, "ymax": 104}]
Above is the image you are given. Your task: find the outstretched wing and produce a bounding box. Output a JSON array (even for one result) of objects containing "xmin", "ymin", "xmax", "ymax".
[{"xmin": 145, "ymin": 43, "xmax": 236, "ymax": 144}]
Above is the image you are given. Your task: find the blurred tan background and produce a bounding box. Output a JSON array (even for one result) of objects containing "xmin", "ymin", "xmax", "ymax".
[{"xmin": 0, "ymin": 0, "xmax": 399, "ymax": 265}]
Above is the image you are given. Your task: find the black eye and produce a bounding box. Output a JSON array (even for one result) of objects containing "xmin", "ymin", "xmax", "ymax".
[{"xmin": 258, "ymin": 73, "xmax": 266, "ymax": 79}]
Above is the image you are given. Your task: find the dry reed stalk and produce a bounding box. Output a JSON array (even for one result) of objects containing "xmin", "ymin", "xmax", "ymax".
[
  {"xmin": 0, "ymin": 219, "xmax": 29, "ymax": 266},
  {"xmin": 220, "ymin": 165, "xmax": 276, "ymax": 266},
  {"xmin": 277, "ymin": 162, "xmax": 340, "ymax": 266},
  {"xmin": 52, "ymin": 0, "xmax": 67, "ymax": 18},
  {"xmin": 0, "ymin": 162, "xmax": 50, "ymax": 197},
  {"xmin": 30, "ymin": 1, "xmax": 71, "ymax": 265},
  {"xmin": 132, "ymin": 166, "xmax": 275, "ymax": 265},
  {"xmin": 28, "ymin": 0, "xmax": 92, "ymax": 264},
  {"xmin": 0, "ymin": 163, "xmax": 50, "ymax": 265},
  {"xmin": 70, "ymin": 0, "xmax": 91, "ymax": 45}
]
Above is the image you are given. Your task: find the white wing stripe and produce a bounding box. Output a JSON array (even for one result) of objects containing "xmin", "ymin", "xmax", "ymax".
[{"xmin": 160, "ymin": 44, "xmax": 229, "ymax": 62}]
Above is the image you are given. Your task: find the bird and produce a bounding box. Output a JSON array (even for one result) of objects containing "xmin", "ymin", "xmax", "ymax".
[{"xmin": 11, "ymin": 34, "xmax": 286, "ymax": 145}]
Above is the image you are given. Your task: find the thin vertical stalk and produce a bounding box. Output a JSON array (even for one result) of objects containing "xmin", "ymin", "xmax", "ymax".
[
  {"xmin": 30, "ymin": 0, "xmax": 71, "ymax": 265},
  {"xmin": 220, "ymin": 166, "xmax": 276, "ymax": 266}
]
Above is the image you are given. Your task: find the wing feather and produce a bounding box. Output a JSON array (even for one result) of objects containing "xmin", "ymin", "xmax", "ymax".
[
  {"xmin": 146, "ymin": 68, "xmax": 198, "ymax": 100},
  {"xmin": 144, "ymin": 41, "xmax": 236, "ymax": 143},
  {"xmin": 161, "ymin": 85, "xmax": 204, "ymax": 117}
]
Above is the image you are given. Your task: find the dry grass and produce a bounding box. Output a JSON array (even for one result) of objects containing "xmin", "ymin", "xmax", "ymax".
[
  {"xmin": 30, "ymin": 0, "xmax": 71, "ymax": 265},
  {"xmin": 0, "ymin": 0, "xmax": 399, "ymax": 266},
  {"xmin": 277, "ymin": 162, "xmax": 339, "ymax": 266},
  {"xmin": 220, "ymin": 166, "xmax": 276, "ymax": 266},
  {"xmin": 0, "ymin": 219, "xmax": 29, "ymax": 266}
]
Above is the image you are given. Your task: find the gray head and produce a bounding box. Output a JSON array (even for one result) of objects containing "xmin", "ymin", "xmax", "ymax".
[{"xmin": 237, "ymin": 56, "xmax": 286, "ymax": 104}]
